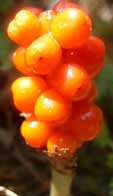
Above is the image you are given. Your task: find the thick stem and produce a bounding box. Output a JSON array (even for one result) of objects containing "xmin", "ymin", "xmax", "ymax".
[{"xmin": 50, "ymin": 168, "xmax": 73, "ymax": 196}]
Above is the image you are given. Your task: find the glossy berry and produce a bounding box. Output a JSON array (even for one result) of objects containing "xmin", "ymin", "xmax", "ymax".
[
  {"xmin": 26, "ymin": 33, "xmax": 62, "ymax": 75},
  {"xmin": 11, "ymin": 76, "xmax": 48, "ymax": 113},
  {"xmin": 67, "ymin": 102, "xmax": 103, "ymax": 141},
  {"xmin": 51, "ymin": 8, "xmax": 92, "ymax": 49},
  {"xmin": 63, "ymin": 36, "xmax": 105, "ymax": 78},
  {"xmin": 39, "ymin": 10, "xmax": 55, "ymax": 35},
  {"xmin": 21, "ymin": 116, "xmax": 53, "ymax": 148},
  {"xmin": 35, "ymin": 89, "xmax": 71, "ymax": 124},
  {"xmin": 23, "ymin": 6, "xmax": 42, "ymax": 16},
  {"xmin": 47, "ymin": 130, "xmax": 78, "ymax": 157},
  {"xmin": 47, "ymin": 63, "xmax": 91, "ymax": 101},
  {"xmin": 7, "ymin": 10, "xmax": 41, "ymax": 46},
  {"xmin": 12, "ymin": 47, "xmax": 35, "ymax": 76},
  {"xmin": 53, "ymin": 0, "xmax": 82, "ymax": 13}
]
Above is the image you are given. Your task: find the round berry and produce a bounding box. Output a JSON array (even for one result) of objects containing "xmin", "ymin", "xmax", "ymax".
[
  {"xmin": 7, "ymin": 10, "xmax": 41, "ymax": 46},
  {"xmin": 39, "ymin": 10, "xmax": 55, "ymax": 35},
  {"xmin": 26, "ymin": 33, "xmax": 62, "ymax": 75},
  {"xmin": 67, "ymin": 102, "xmax": 103, "ymax": 141},
  {"xmin": 12, "ymin": 47, "xmax": 35, "ymax": 76},
  {"xmin": 63, "ymin": 36, "xmax": 105, "ymax": 78},
  {"xmin": 11, "ymin": 76, "xmax": 48, "ymax": 113},
  {"xmin": 21, "ymin": 116, "xmax": 53, "ymax": 148},
  {"xmin": 47, "ymin": 130, "xmax": 78, "ymax": 157},
  {"xmin": 53, "ymin": 0, "xmax": 82, "ymax": 13},
  {"xmin": 35, "ymin": 89, "xmax": 71, "ymax": 124},
  {"xmin": 47, "ymin": 63, "xmax": 91, "ymax": 101},
  {"xmin": 51, "ymin": 8, "xmax": 92, "ymax": 49}
]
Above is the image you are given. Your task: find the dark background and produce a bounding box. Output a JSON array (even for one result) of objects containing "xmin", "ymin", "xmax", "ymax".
[{"xmin": 0, "ymin": 0, "xmax": 113, "ymax": 195}]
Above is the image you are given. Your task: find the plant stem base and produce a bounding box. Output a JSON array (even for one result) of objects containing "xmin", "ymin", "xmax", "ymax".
[{"xmin": 50, "ymin": 168, "xmax": 73, "ymax": 196}]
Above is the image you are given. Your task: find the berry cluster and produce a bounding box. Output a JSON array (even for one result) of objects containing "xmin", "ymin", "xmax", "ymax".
[{"xmin": 7, "ymin": 0, "xmax": 105, "ymax": 157}]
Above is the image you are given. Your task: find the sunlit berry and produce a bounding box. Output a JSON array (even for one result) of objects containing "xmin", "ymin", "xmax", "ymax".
[
  {"xmin": 26, "ymin": 33, "xmax": 62, "ymax": 75},
  {"xmin": 47, "ymin": 63, "xmax": 91, "ymax": 101},
  {"xmin": 35, "ymin": 89, "xmax": 71, "ymax": 124},
  {"xmin": 7, "ymin": 10, "xmax": 41, "ymax": 46},
  {"xmin": 39, "ymin": 10, "xmax": 55, "ymax": 35},
  {"xmin": 12, "ymin": 47, "xmax": 35, "ymax": 76},
  {"xmin": 51, "ymin": 8, "xmax": 92, "ymax": 49},
  {"xmin": 21, "ymin": 116, "xmax": 53, "ymax": 148},
  {"xmin": 11, "ymin": 76, "xmax": 48, "ymax": 113}
]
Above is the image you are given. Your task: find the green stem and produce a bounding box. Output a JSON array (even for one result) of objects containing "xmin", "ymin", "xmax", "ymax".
[{"xmin": 50, "ymin": 168, "xmax": 73, "ymax": 196}]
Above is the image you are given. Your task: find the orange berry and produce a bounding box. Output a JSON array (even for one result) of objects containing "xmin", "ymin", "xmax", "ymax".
[
  {"xmin": 12, "ymin": 47, "xmax": 35, "ymax": 76},
  {"xmin": 35, "ymin": 89, "xmax": 71, "ymax": 124},
  {"xmin": 67, "ymin": 102, "xmax": 103, "ymax": 141},
  {"xmin": 11, "ymin": 76, "xmax": 48, "ymax": 113},
  {"xmin": 47, "ymin": 63, "xmax": 91, "ymax": 101},
  {"xmin": 51, "ymin": 8, "xmax": 92, "ymax": 49},
  {"xmin": 39, "ymin": 10, "xmax": 55, "ymax": 35},
  {"xmin": 47, "ymin": 130, "xmax": 78, "ymax": 157},
  {"xmin": 63, "ymin": 36, "xmax": 105, "ymax": 78},
  {"xmin": 7, "ymin": 10, "xmax": 41, "ymax": 46},
  {"xmin": 53, "ymin": 0, "xmax": 82, "ymax": 13},
  {"xmin": 26, "ymin": 33, "xmax": 62, "ymax": 75},
  {"xmin": 21, "ymin": 116, "xmax": 53, "ymax": 148}
]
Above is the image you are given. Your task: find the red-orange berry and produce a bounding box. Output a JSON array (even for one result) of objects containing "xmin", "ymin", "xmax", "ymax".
[
  {"xmin": 47, "ymin": 130, "xmax": 79, "ymax": 157},
  {"xmin": 12, "ymin": 47, "xmax": 35, "ymax": 76},
  {"xmin": 7, "ymin": 10, "xmax": 41, "ymax": 46},
  {"xmin": 51, "ymin": 8, "xmax": 92, "ymax": 49},
  {"xmin": 63, "ymin": 36, "xmax": 105, "ymax": 78},
  {"xmin": 21, "ymin": 116, "xmax": 53, "ymax": 148},
  {"xmin": 11, "ymin": 76, "xmax": 48, "ymax": 113},
  {"xmin": 53, "ymin": 0, "xmax": 82, "ymax": 13},
  {"xmin": 39, "ymin": 10, "xmax": 55, "ymax": 35},
  {"xmin": 47, "ymin": 63, "xmax": 91, "ymax": 101},
  {"xmin": 67, "ymin": 102, "xmax": 103, "ymax": 141},
  {"xmin": 26, "ymin": 33, "xmax": 62, "ymax": 75},
  {"xmin": 35, "ymin": 89, "xmax": 71, "ymax": 124}
]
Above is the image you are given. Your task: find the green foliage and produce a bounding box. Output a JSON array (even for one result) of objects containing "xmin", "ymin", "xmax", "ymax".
[
  {"xmin": 94, "ymin": 123, "xmax": 112, "ymax": 148},
  {"xmin": 109, "ymin": 177, "xmax": 113, "ymax": 196},
  {"xmin": 96, "ymin": 64, "xmax": 113, "ymax": 100},
  {"xmin": 0, "ymin": 31, "xmax": 14, "ymax": 70},
  {"xmin": 0, "ymin": 0, "xmax": 13, "ymax": 14}
]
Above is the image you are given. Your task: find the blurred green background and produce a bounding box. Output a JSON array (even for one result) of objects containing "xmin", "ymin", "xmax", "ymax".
[{"xmin": 0, "ymin": 0, "xmax": 113, "ymax": 195}]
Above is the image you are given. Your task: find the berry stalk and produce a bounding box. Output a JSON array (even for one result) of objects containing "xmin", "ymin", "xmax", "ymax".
[{"xmin": 50, "ymin": 168, "xmax": 73, "ymax": 196}]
